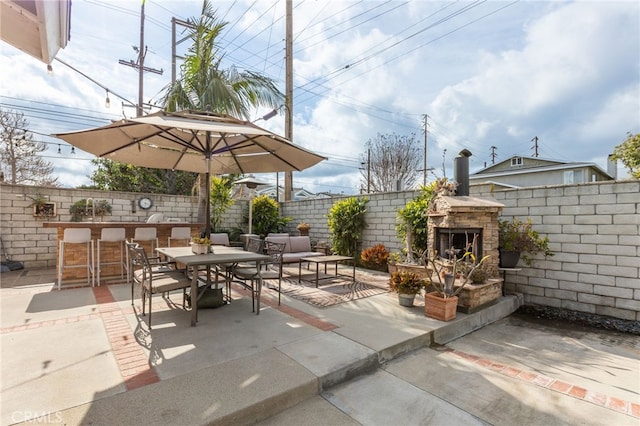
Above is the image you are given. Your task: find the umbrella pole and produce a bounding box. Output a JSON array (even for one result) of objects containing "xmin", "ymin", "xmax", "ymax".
[{"xmin": 205, "ymin": 156, "xmax": 211, "ymax": 239}]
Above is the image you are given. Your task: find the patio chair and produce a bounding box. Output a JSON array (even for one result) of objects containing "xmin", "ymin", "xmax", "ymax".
[
  {"xmin": 127, "ymin": 241, "xmax": 177, "ymax": 307},
  {"xmin": 129, "ymin": 245, "xmax": 191, "ymax": 328},
  {"xmin": 232, "ymin": 240, "xmax": 286, "ymax": 313}
]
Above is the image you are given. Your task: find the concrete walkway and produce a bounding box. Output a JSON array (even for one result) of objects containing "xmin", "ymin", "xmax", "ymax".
[{"xmin": 1, "ymin": 267, "xmax": 638, "ymax": 425}]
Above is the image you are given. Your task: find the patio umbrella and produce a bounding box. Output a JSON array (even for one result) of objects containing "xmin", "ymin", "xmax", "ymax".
[{"xmin": 53, "ymin": 110, "xmax": 326, "ymax": 237}]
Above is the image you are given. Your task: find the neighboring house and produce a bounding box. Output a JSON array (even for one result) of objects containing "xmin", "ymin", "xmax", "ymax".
[
  {"xmin": 469, "ymin": 155, "xmax": 616, "ymax": 189},
  {"xmin": 234, "ymin": 184, "xmax": 319, "ymax": 201},
  {"xmin": 0, "ymin": 0, "xmax": 71, "ymax": 64}
]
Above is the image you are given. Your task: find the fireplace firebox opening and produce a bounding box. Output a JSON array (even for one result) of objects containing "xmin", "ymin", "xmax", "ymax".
[{"xmin": 435, "ymin": 228, "xmax": 483, "ymax": 260}]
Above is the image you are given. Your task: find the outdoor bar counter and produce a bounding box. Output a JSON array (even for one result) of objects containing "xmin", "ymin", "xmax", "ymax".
[{"xmin": 44, "ymin": 222, "xmax": 204, "ymax": 283}]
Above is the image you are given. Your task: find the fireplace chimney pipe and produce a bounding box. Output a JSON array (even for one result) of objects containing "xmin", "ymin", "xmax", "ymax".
[{"xmin": 454, "ymin": 149, "xmax": 472, "ymax": 196}]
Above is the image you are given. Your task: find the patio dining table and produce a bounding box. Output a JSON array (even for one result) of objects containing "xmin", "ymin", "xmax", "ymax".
[{"xmin": 156, "ymin": 246, "xmax": 270, "ymax": 326}]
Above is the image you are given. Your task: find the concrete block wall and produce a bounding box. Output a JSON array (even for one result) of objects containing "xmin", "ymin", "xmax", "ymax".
[
  {"xmin": 0, "ymin": 184, "xmax": 200, "ymax": 269},
  {"xmin": 279, "ymin": 190, "xmax": 417, "ymax": 254},
  {"xmin": 3, "ymin": 179, "xmax": 638, "ymax": 320},
  {"xmin": 473, "ymin": 180, "xmax": 640, "ymax": 321}
]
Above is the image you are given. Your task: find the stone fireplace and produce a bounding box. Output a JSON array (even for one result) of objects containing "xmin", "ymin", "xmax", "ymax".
[{"xmin": 427, "ymin": 195, "xmax": 504, "ymax": 278}]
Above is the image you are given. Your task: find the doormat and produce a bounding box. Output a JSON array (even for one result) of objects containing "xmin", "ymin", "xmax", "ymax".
[{"xmin": 276, "ymin": 266, "xmax": 390, "ymax": 308}]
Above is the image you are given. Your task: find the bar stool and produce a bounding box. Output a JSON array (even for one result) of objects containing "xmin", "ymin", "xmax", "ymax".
[
  {"xmin": 168, "ymin": 227, "xmax": 191, "ymax": 247},
  {"xmin": 97, "ymin": 228, "xmax": 127, "ymax": 285},
  {"xmin": 132, "ymin": 227, "xmax": 159, "ymax": 255},
  {"xmin": 57, "ymin": 228, "xmax": 94, "ymax": 290}
]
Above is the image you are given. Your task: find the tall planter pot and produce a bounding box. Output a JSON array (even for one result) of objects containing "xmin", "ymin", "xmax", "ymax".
[{"xmin": 424, "ymin": 292, "xmax": 458, "ymax": 321}]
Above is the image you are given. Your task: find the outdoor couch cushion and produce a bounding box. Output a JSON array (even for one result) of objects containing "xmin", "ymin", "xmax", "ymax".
[{"xmin": 265, "ymin": 234, "xmax": 325, "ymax": 263}]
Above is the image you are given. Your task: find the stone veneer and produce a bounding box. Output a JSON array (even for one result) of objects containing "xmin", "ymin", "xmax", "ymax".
[{"xmin": 427, "ymin": 195, "xmax": 504, "ymax": 278}]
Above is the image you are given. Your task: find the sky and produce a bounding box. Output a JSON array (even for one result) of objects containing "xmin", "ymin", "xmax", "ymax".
[{"xmin": 1, "ymin": 0, "xmax": 638, "ymax": 194}]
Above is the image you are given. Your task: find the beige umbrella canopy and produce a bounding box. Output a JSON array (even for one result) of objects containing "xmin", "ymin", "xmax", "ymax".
[{"xmin": 53, "ymin": 110, "xmax": 326, "ymax": 236}]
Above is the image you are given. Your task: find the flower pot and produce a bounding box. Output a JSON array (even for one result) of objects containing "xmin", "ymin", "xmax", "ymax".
[
  {"xmin": 424, "ymin": 292, "xmax": 458, "ymax": 321},
  {"xmin": 499, "ymin": 250, "xmax": 521, "ymax": 268},
  {"xmin": 398, "ymin": 293, "xmax": 416, "ymax": 307},
  {"xmin": 191, "ymin": 243, "xmax": 209, "ymax": 254}
]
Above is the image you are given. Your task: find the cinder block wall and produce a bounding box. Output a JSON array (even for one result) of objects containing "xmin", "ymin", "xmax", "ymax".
[
  {"xmin": 472, "ymin": 180, "xmax": 640, "ymax": 321},
  {"xmin": 2, "ymin": 180, "xmax": 638, "ymax": 320}
]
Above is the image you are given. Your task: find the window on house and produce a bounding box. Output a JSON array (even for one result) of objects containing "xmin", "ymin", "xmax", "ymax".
[
  {"xmin": 510, "ymin": 157, "xmax": 523, "ymax": 166},
  {"xmin": 564, "ymin": 170, "xmax": 584, "ymax": 184}
]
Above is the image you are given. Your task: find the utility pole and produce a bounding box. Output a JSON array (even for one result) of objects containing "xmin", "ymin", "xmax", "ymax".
[
  {"xmin": 367, "ymin": 148, "xmax": 371, "ymax": 193},
  {"xmin": 119, "ymin": 1, "xmax": 163, "ymax": 117},
  {"xmin": 531, "ymin": 136, "xmax": 539, "ymax": 157},
  {"xmin": 284, "ymin": 0, "xmax": 293, "ymax": 201},
  {"xmin": 171, "ymin": 17, "xmax": 195, "ymax": 85},
  {"xmin": 422, "ymin": 114, "xmax": 428, "ymax": 186},
  {"xmin": 490, "ymin": 146, "xmax": 497, "ymax": 164}
]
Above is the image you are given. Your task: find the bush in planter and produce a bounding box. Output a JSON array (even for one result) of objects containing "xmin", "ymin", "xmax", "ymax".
[
  {"xmin": 360, "ymin": 243, "xmax": 389, "ymax": 272},
  {"xmin": 498, "ymin": 217, "xmax": 553, "ymax": 266}
]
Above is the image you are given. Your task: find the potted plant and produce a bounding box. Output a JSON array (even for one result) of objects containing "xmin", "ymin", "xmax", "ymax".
[
  {"xmin": 387, "ymin": 252, "xmax": 402, "ymax": 274},
  {"xmin": 498, "ymin": 217, "xmax": 553, "ymax": 267},
  {"xmin": 388, "ymin": 270, "xmax": 425, "ymax": 307},
  {"xmin": 296, "ymin": 222, "xmax": 311, "ymax": 236},
  {"xmin": 419, "ymin": 241, "xmax": 489, "ymax": 321},
  {"xmin": 360, "ymin": 243, "xmax": 389, "ymax": 272},
  {"xmin": 191, "ymin": 237, "xmax": 211, "ymax": 254}
]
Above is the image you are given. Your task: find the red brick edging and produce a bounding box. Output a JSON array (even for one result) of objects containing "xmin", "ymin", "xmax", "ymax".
[{"xmin": 446, "ymin": 348, "xmax": 639, "ymax": 419}]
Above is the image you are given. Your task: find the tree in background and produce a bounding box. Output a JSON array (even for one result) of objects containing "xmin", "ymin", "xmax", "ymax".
[
  {"xmin": 611, "ymin": 132, "xmax": 640, "ymax": 179},
  {"xmin": 0, "ymin": 108, "xmax": 57, "ymax": 186},
  {"xmin": 160, "ymin": 0, "xmax": 284, "ymax": 224},
  {"xmin": 360, "ymin": 133, "xmax": 421, "ymax": 193},
  {"xmin": 87, "ymin": 158, "xmax": 197, "ymax": 195}
]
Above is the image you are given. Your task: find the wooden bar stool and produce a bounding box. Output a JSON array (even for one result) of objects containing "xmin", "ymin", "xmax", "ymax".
[
  {"xmin": 97, "ymin": 228, "xmax": 127, "ymax": 285},
  {"xmin": 57, "ymin": 228, "xmax": 94, "ymax": 290}
]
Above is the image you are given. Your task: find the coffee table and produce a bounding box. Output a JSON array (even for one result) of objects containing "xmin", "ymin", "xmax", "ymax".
[{"xmin": 299, "ymin": 255, "xmax": 355, "ymax": 288}]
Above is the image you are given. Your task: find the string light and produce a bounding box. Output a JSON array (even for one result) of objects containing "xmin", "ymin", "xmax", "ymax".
[
  {"xmin": 57, "ymin": 144, "xmax": 61, "ymax": 154},
  {"xmin": 71, "ymin": 147, "xmax": 76, "ymax": 155},
  {"xmin": 105, "ymin": 90, "xmax": 110, "ymax": 108},
  {"xmin": 47, "ymin": 64, "xmax": 53, "ymax": 75}
]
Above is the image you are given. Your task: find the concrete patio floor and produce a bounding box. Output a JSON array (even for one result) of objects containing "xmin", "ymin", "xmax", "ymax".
[{"xmin": 1, "ymin": 267, "xmax": 638, "ymax": 425}]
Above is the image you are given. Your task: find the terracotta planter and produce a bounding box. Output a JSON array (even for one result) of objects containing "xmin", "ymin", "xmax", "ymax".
[
  {"xmin": 424, "ymin": 292, "xmax": 458, "ymax": 321},
  {"xmin": 398, "ymin": 293, "xmax": 416, "ymax": 307}
]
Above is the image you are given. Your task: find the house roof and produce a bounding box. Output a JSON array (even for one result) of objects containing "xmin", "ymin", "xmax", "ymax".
[{"xmin": 471, "ymin": 155, "xmax": 614, "ymax": 180}]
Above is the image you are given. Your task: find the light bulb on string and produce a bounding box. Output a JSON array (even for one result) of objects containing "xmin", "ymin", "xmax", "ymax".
[
  {"xmin": 105, "ymin": 90, "xmax": 110, "ymax": 108},
  {"xmin": 57, "ymin": 144, "xmax": 61, "ymax": 154},
  {"xmin": 47, "ymin": 64, "xmax": 53, "ymax": 75},
  {"xmin": 71, "ymin": 147, "xmax": 76, "ymax": 155}
]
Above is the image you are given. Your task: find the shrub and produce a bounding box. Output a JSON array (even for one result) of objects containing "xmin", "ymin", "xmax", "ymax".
[
  {"xmin": 327, "ymin": 197, "xmax": 368, "ymax": 257},
  {"xmin": 251, "ymin": 195, "xmax": 292, "ymax": 238},
  {"xmin": 360, "ymin": 243, "xmax": 389, "ymax": 271},
  {"xmin": 388, "ymin": 271, "xmax": 425, "ymax": 295}
]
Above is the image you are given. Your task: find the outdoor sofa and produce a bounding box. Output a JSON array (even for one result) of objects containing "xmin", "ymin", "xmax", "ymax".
[{"xmin": 265, "ymin": 233, "xmax": 326, "ymax": 264}]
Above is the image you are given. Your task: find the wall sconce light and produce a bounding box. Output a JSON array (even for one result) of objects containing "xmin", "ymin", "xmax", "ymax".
[{"xmin": 105, "ymin": 90, "xmax": 111, "ymax": 108}]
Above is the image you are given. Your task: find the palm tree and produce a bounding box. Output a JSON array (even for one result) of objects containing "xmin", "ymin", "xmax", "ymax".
[
  {"xmin": 162, "ymin": 0, "xmax": 283, "ymax": 118},
  {"xmin": 161, "ymin": 0, "xmax": 284, "ymax": 226}
]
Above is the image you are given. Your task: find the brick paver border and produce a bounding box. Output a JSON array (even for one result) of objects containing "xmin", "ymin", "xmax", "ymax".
[{"xmin": 446, "ymin": 348, "xmax": 639, "ymax": 419}]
